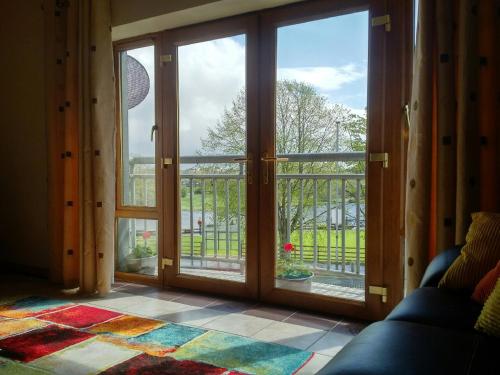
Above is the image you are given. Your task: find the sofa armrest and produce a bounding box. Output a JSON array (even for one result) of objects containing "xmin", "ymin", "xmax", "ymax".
[{"xmin": 419, "ymin": 246, "xmax": 462, "ymax": 287}]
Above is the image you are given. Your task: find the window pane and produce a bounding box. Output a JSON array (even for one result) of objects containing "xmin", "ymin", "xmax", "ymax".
[
  {"xmin": 119, "ymin": 45, "xmax": 156, "ymax": 207},
  {"xmin": 274, "ymin": 12, "xmax": 368, "ymax": 301},
  {"xmin": 116, "ymin": 218, "xmax": 158, "ymax": 276},
  {"xmin": 177, "ymin": 35, "xmax": 247, "ymax": 283}
]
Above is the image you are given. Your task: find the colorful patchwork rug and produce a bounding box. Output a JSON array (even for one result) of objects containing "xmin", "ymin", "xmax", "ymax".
[{"xmin": 0, "ymin": 296, "xmax": 314, "ymax": 374}]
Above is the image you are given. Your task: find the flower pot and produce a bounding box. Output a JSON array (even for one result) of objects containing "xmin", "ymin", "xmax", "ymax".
[
  {"xmin": 126, "ymin": 255, "xmax": 157, "ymax": 274},
  {"xmin": 276, "ymin": 272, "xmax": 314, "ymax": 293}
]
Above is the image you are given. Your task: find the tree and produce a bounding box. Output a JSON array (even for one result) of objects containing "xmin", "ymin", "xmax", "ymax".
[{"xmin": 198, "ymin": 80, "xmax": 366, "ymax": 249}]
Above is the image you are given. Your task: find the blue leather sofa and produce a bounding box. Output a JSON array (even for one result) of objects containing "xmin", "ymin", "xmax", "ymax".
[{"xmin": 318, "ymin": 246, "xmax": 498, "ymax": 374}]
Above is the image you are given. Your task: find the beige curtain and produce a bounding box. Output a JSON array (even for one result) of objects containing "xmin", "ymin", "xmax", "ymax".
[
  {"xmin": 406, "ymin": 0, "xmax": 500, "ymax": 292},
  {"xmin": 49, "ymin": 0, "xmax": 115, "ymax": 296}
]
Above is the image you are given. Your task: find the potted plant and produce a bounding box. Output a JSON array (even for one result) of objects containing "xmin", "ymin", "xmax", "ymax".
[
  {"xmin": 126, "ymin": 231, "xmax": 157, "ymax": 274},
  {"xmin": 276, "ymin": 242, "xmax": 314, "ymax": 292}
]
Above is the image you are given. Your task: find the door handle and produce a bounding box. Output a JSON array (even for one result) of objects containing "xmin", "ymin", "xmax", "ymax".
[
  {"xmin": 150, "ymin": 124, "xmax": 158, "ymax": 142},
  {"xmin": 233, "ymin": 154, "xmax": 252, "ymax": 184},
  {"xmin": 261, "ymin": 153, "xmax": 289, "ymax": 184}
]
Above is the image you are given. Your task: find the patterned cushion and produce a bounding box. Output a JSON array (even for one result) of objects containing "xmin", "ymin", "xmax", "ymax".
[
  {"xmin": 438, "ymin": 212, "xmax": 500, "ymax": 290},
  {"xmin": 472, "ymin": 260, "xmax": 500, "ymax": 303},
  {"xmin": 475, "ymin": 278, "xmax": 500, "ymax": 337}
]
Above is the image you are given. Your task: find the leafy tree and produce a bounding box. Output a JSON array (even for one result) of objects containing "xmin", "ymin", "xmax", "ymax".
[{"xmin": 197, "ymin": 80, "xmax": 366, "ymax": 250}]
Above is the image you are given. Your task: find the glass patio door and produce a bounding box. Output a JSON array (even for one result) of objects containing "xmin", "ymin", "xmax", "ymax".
[
  {"xmin": 161, "ymin": 16, "xmax": 259, "ymax": 299},
  {"xmin": 259, "ymin": 0, "xmax": 402, "ymax": 320}
]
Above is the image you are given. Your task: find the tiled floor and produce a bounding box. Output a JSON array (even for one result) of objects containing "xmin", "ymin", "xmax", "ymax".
[{"xmin": 0, "ymin": 274, "xmax": 369, "ymax": 374}]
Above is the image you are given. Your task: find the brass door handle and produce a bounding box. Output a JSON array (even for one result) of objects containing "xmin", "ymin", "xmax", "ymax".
[
  {"xmin": 261, "ymin": 153, "xmax": 288, "ymax": 184},
  {"xmin": 232, "ymin": 154, "xmax": 253, "ymax": 184}
]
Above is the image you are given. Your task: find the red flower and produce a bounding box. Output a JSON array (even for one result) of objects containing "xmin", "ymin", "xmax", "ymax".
[
  {"xmin": 283, "ymin": 242, "xmax": 294, "ymax": 253},
  {"xmin": 142, "ymin": 231, "xmax": 152, "ymax": 240}
]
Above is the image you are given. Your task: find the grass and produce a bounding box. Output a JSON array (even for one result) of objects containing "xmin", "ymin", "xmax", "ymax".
[
  {"xmin": 179, "ymin": 229, "xmax": 365, "ymax": 264},
  {"xmin": 128, "ymin": 227, "xmax": 365, "ymax": 265}
]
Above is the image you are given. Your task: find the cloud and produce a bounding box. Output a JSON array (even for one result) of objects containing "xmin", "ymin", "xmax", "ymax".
[
  {"xmin": 123, "ymin": 41, "xmax": 366, "ymax": 159},
  {"xmin": 277, "ymin": 64, "xmax": 365, "ymax": 92},
  {"xmin": 178, "ymin": 37, "xmax": 246, "ymax": 155}
]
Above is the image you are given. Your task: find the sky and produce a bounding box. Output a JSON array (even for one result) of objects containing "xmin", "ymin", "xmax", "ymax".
[{"xmin": 124, "ymin": 11, "xmax": 368, "ymax": 159}]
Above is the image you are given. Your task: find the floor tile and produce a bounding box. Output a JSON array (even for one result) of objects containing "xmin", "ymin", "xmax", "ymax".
[
  {"xmin": 142, "ymin": 288, "xmax": 186, "ymax": 301},
  {"xmin": 252, "ymin": 321, "xmax": 327, "ymax": 349},
  {"xmin": 32, "ymin": 338, "xmax": 140, "ymax": 374},
  {"xmin": 295, "ymin": 353, "xmax": 332, "ymax": 374},
  {"xmin": 79, "ymin": 292, "xmax": 139, "ymax": 309},
  {"xmin": 203, "ymin": 313, "xmax": 274, "ymax": 336},
  {"xmin": 206, "ymin": 299, "xmax": 257, "ymax": 313},
  {"xmin": 155, "ymin": 307, "xmax": 223, "ymax": 326},
  {"xmin": 243, "ymin": 304, "xmax": 295, "ymax": 322},
  {"xmin": 113, "ymin": 284, "xmax": 160, "ymax": 295},
  {"xmin": 120, "ymin": 298, "xmax": 193, "ymax": 318},
  {"xmin": 284, "ymin": 312, "xmax": 340, "ymax": 331},
  {"xmin": 333, "ymin": 319, "xmax": 367, "ymax": 335},
  {"xmin": 170, "ymin": 293, "xmax": 217, "ymax": 307},
  {"xmin": 307, "ymin": 328, "xmax": 355, "ymax": 356}
]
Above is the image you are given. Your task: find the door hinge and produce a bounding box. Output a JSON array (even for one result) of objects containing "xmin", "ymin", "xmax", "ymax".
[
  {"xmin": 161, "ymin": 157, "xmax": 173, "ymax": 168},
  {"xmin": 160, "ymin": 54, "xmax": 173, "ymax": 64},
  {"xmin": 369, "ymin": 285, "xmax": 388, "ymax": 303},
  {"xmin": 161, "ymin": 258, "xmax": 173, "ymax": 269},
  {"xmin": 369, "ymin": 152, "xmax": 389, "ymax": 168},
  {"xmin": 371, "ymin": 15, "xmax": 391, "ymax": 32}
]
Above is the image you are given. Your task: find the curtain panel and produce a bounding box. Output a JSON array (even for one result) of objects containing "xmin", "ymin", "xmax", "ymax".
[
  {"xmin": 406, "ymin": 0, "xmax": 500, "ymax": 292},
  {"xmin": 47, "ymin": 0, "xmax": 115, "ymax": 296}
]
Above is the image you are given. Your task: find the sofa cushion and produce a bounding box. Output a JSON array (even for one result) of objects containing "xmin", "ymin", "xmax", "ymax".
[
  {"xmin": 472, "ymin": 260, "xmax": 500, "ymax": 303},
  {"xmin": 475, "ymin": 278, "xmax": 500, "ymax": 337},
  {"xmin": 420, "ymin": 246, "xmax": 461, "ymax": 287},
  {"xmin": 386, "ymin": 287, "xmax": 482, "ymax": 330},
  {"xmin": 438, "ymin": 212, "xmax": 500, "ymax": 291},
  {"xmin": 317, "ymin": 321, "xmax": 491, "ymax": 375}
]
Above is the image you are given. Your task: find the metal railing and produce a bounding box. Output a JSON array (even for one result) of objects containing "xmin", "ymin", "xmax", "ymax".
[{"xmin": 127, "ymin": 153, "xmax": 366, "ymax": 276}]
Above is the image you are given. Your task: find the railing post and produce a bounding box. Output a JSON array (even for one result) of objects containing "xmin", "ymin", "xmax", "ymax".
[
  {"xmin": 327, "ymin": 178, "xmax": 332, "ymax": 271},
  {"xmin": 189, "ymin": 178, "xmax": 194, "ymax": 266},
  {"xmin": 356, "ymin": 178, "xmax": 361, "ymax": 275},
  {"xmin": 341, "ymin": 178, "xmax": 346, "ymax": 272},
  {"xmin": 313, "ymin": 178, "xmax": 318, "ymax": 269},
  {"xmin": 201, "ymin": 179, "xmax": 206, "ymax": 268},
  {"xmin": 212, "ymin": 178, "xmax": 218, "ymax": 261}
]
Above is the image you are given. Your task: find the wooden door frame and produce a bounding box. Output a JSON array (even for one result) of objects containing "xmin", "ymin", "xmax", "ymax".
[
  {"xmin": 113, "ymin": 35, "xmax": 163, "ymax": 286},
  {"xmin": 258, "ymin": 0, "xmax": 409, "ymax": 321},
  {"xmin": 111, "ymin": 0, "xmax": 412, "ymax": 319},
  {"xmin": 160, "ymin": 15, "xmax": 260, "ymax": 299}
]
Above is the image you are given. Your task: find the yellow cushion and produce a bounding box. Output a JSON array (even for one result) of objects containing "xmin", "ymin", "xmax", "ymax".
[
  {"xmin": 475, "ymin": 277, "xmax": 500, "ymax": 337},
  {"xmin": 438, "ymin": 212, "xmax": 500, "ymax": 290}
]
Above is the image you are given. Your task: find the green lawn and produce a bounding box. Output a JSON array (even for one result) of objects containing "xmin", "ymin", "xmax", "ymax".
[
  {"xmin": 179, "ymin": 229, "xmax": 365, "ymax": 264},
  {"xmin": 131, "ymin": 227, "xmax": 365, "ymax": 265}
]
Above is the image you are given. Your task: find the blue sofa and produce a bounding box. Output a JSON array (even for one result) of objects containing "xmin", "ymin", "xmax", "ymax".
[{"xmin": 318, "ymin": 246, "xmax": 498, "ymax": 375}]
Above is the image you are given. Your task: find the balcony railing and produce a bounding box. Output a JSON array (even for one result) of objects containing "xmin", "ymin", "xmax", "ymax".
[{"xmin": 127, "ymin": 153, "xmax": 366, "ymax": 279}]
